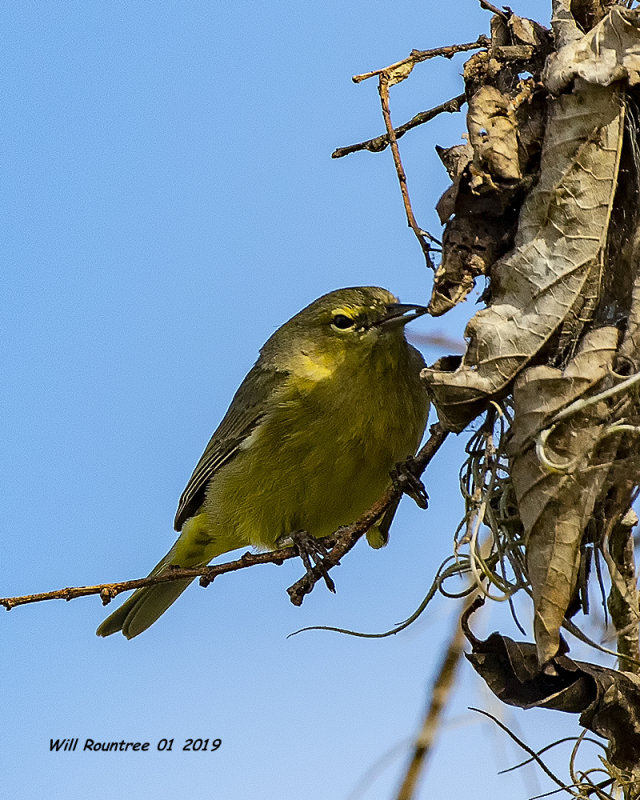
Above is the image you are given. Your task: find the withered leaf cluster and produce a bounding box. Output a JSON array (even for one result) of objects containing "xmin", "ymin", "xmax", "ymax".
[
  {"xmin": 420, "ymin": 0, "xmax": 640, "ymax": 780},
  {"xmin": 464, "ymin": 611, "xmax": 640, "ymax": 773}
]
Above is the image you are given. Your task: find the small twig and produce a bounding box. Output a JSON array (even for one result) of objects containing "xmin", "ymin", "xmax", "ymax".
[
  {"xmin": 378, "ymin": 73, "xmax": 435, "ymax": 268},
  {"xmin": 332, "ymin": 94, "xmax": 467, "ymax": 159},
  {"xmin": 479, "ymin": 0, "xmax": 510, "ymax": 19},
  {"xmin": 352, "ymin": 37, "xmax": 490, "ymax": 84},
  {"xmin": 0, "ymin": 549, "xmax": 296, "ymax": 611},
  {"xmin": 0, "ymin": 423, "xmax": 449, "ymax": 613},
  {"xmin": 337, "ymin": 37, "xmax": 489, "ymax": 268}
]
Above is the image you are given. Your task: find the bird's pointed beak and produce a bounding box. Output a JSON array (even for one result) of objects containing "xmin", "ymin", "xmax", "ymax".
[{"xmin": 378, "ymin": 302, "xmax": 429, "ymax": 328}]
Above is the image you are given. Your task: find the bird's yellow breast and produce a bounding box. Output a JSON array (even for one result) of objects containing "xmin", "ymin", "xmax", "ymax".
[
  {"xmin": 200, "ymin": 340, "xmax": 428, "ymax": 551},
  {"xmin": 289, "ymin": 350, "xmax": 337, "ymax": 382}
]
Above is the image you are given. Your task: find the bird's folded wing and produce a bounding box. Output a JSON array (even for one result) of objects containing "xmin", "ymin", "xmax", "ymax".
[{"xmin": 173, "ymin": 363, "xmax": 285, "ymax": 530}]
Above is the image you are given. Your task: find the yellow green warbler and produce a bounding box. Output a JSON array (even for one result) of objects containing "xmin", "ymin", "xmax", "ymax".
[{"xmin": 97, "ymin": 286, "xmax": 430, "ymax": 638}]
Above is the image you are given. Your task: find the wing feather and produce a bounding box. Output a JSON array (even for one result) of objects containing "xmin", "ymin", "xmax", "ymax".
[{"xmin": 173, "ymin": 362, "xmax": 283, "ymax": 530}]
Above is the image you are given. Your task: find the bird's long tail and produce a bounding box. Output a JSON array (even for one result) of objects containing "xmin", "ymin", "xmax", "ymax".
[{"xmin": 96, "ymin": 514, "xmax": 220, "ymax": 639}]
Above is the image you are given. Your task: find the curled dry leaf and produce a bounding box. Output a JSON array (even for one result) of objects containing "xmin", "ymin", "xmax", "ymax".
[
  {"xmin": 429, "ymin": 213, "xmax": 510, "ymax": 317},
  {"xmin": 432, "ymin": 141, "xmax": 512, "ymax": 316},
  {"xmin": 547, "ymin": 0, "xmax": 584, "ymax": 50},
  {"xmin": 434, "ymin": 143, "xmax": 474, "ymax": 223},
  {"xmin": 428, "ymin": 14, "xmax": 551, "ymax": 319},
  {"xmin": 432, "ymin": 141, "xmax": 506, "ymax": 315},
  {"xmin": 508, "ymin": 15, "xmax": 541, "ymax": 47},
  {"xmin": 506, "ymin": 327, "xmax": 619, "ymax": 666},
  {"xmin": 423, "ymin": 85, "xmax": 624, "ymax": 430},
  {"xmin": 544, "ymin": 6, "xmax": 640, "ymax": 95},
  {"xmin": 465, "ymin": 627, "xmax": 640, "ymax": 774},
  {"xmin": 467, "ymin": 86, "xmax": 521, "ymax": 183},
  {"xmin": 429, "ymin": 93, "xmax": 544, "ymax": 317},
  {"xmin": 385, "ymin": 60, "xmax": 414, "ymax": 86}
]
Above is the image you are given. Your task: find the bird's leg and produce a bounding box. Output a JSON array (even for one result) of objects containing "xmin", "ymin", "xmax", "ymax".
[
  {"xmin": 390, "ymin": 455, "xmax": 429, "ymax": 509},
  {"xmin": 277, "ymin": 530, "xmax": 336, "ymax": 593}
]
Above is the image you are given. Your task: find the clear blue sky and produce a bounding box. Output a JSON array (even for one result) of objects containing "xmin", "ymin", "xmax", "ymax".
[{"xmin": 3, "ymin": 2, "xmax": 597, "ymax": 798}]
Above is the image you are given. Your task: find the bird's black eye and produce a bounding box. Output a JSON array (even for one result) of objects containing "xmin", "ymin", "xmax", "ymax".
[{"xmin": 331, "ymin": 314, "xmax": 355, "ymax": 330}]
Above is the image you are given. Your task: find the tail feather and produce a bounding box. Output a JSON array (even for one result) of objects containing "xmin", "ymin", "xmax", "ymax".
[
  {"xmin": 96, "ymin": 577, "xmax": 195, "ymax": 639},
  {"xmin": 97, "ymin": 514, "xmax": 218, "ymax": 639}
]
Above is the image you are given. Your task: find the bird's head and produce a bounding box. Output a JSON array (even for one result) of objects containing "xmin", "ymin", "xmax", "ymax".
[{"xmin": 261, "ymin": 286, "xmax": 429, "ymax": 379}]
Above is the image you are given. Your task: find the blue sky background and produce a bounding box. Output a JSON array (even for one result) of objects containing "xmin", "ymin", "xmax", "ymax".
[{"xmin": 3, "ymin": 2, "xmax": 606, "ymax": 798}]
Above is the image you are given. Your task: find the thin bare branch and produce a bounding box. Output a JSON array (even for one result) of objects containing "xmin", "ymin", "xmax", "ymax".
[
  {"xmin": 394, "ymin": 593, "xmax": 475, "ymax": 800},
  {"xmin": 377, "ymin": 73, "xmax": 435, "ymax": 268},
  {"xmin": 478, "ymin": 0, "xmax": 510, "ymax": 20},
  {"xmin": 0, "ymin": 423, "xmax": 449, "ymax": 613},
  {"xmin": 352, "ymin": 37, "xmax": 490, "ymax": 84},
  {"xmin": 332, "ymin": 94, "xmax": 466, "ymax": 159},
  {"xmin": 0, "ymin": 550, "xmax": 295, "ymax": 610}
]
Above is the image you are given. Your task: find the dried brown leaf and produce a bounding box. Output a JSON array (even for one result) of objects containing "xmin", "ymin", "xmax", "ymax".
[
  {"xmin": 436, "ymin": 142, "xmax": 474, "ymax": 181},
  {"xmin": 435, "ymin": 143, "xmax": 474, "ymax": 223},
  {"xmin": 428, "ymin": 215, "xmax": 511, "ymax": 316},
  {"xmin": 467, "ymin": 86, "xmax": 522, "ymax": 182},
  {"xmin": 465, "ymin": 628, "xmax": 640, "ymax": 773},
  {"xmin": 423, "ymin": 87, "xmax": 624, "ymax": 430},
  {"xmin": 508, "ymin": 15, "xmax": 541, "ymax": 47},
  {"xmin": 548, "ymin": 0, "xmax": 584, "ymax": 49},
  {"xmin": 545, "ymin": 6, "xmax": 640, "ymax": 95},
  {"xmin": 385, "ymin": 61, "xmax": 414, "ymax": 86},
  {"xmin": 507, "ymin": 327, "xmax": 619, "ymax": 665}
]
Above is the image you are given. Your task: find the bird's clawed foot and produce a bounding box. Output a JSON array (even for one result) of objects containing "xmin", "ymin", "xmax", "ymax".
[
  {"xmin": 391, "ymin": 455, "xmax": 429, "ymax": 509},
  {"xmin": 278, "ymin": 529, "xmax": 336, "ymax": 593}
]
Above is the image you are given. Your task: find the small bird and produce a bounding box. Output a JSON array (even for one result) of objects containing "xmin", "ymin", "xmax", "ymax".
[{"xmin": 97, "ymin": 286, "xmax": 430, "ymax": 638}]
